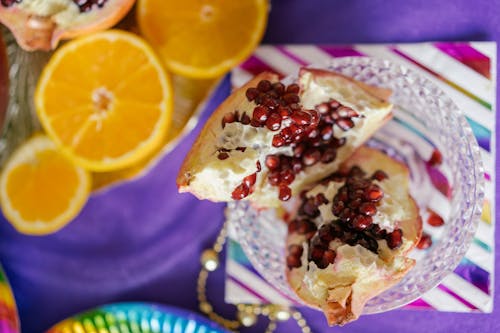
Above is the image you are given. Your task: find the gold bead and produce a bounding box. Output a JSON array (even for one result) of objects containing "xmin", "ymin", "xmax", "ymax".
[
  {"xmin": 238, "ymin": 311, "xmax": 257, "ymax": 327},
  {"xmin": 201, "ymin": 249, "xmax": 219, "ymax": 271},
  {"xmin": 200, "ymin": 301, "xmax": 213, "ymax": 313},
  {"xmin": 274, "ymin": 308, "xmax": 291, "ymax": 321}
]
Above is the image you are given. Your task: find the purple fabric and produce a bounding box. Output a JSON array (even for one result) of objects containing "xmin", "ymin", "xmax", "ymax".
[{"xmin": 1, "ymin": 0, "xmax": 499, "ymax": 332}]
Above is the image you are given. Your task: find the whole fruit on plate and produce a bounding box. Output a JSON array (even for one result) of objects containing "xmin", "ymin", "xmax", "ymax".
[{"xmin": 0, "ymin": 0, "xmax": 136, "ymax": 51}]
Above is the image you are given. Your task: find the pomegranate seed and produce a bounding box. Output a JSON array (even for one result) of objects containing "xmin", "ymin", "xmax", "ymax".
[
  {"xmin": 301, "ymin": 198, "xmax": 319, "ymax": 217},
  {"xmin": 359, "ymin": 202, "xmax": 377, "ymax": 216},
  {"xmin": 365, "ymin": 185, "xmax": 384, "ymax": 202},
  {"xmin": 320, "ymin": 125, "xmax": 333, "ymax": 141},
  {"xmin": 286, "ymin": 254, "xmax": 302, "ymax": 269},
  {"xmin": 265, "ymin": 155, "xmax": 280, "ymax": 170},
  {"xmin": 339, "ymin": 207, "xmax": 354, "ymax": 221},
  {"xmin": 235, "ymin": 146, "xmax": 246, "ymax": 152},
  {"xmin": 245, "ymin": 87, "xmax": 259, "ymax": 101},
  {"xmin": 336, "ymin": 188, "xmax": 349, "ymax": 202},
  {"xmin": 371, "ymin": 170, "xmax": 388, "ymax": 181},
  {"xmin": 280, "ymin": 169, "xmax": 295, "ymax": 185},
  {"xmin": 240, "ymin": 112, "xmax": 251, "ymax": 125},
  {"xmin": 291, "ymin": 110, "xmax": 312, "ymax": 125},
  {"xmin": 315, "ymin": 193, "xmax": 329, "ymax": 205},
  {"xmin": 352, "ymin": 215, "xmax": 373, "ymax": 230},
  {"xmin": 386, "ymin": 229, "xmax": 403, "ymax": 249},
  {"xmin": 272, "ymin": 134, "xmax": 286, "ymax": 147},
  {"xmin": 287, "ymin": 220, "xmax": 298, "ymax": 233},
  {"xmin": 348, "ymin": 198, "xmax": 362, "ymax": 209},
  {"xmin": 417, "ymin": 233, "xmax": 432, "ymax": 249},
  {"xmin": 334, "ymin": 137, "xmax": 346, "ymax": 147},
  {"xmin": 289, "ymin": 103, "xmax": 301, "ymax": 110},
  {"xmin": 268, "ymin": 171, "xmax": 281, "ymax": 185},
  {"xmin": 218, "ymin": 151, "xmax": 230, "ymax": 160},
  {"xmin": 257, "ymin": 80, "xmax": 272, "ymax": 92},
  {"xmin": 322, "ymin": 249, "xmax": 336, "ymax": 266},
  {"xmin": 265, "ymin": 112, "xmax": 282, "ymax": 131},
  {"xmin": 309, "ymin": 245, "xmax": 325, "ymax": 261},
  {"xmin": 331, "ymin": 200, "xmax": 345, "ymax": 216},
  {"xmin": 221, "ymin": 112, "xmax": 235, "ymax": 128},
  {"xmin": 243, "ymin": 173, "xmax": 257, "ymax": 187},
  {"xmin": 336, "ymin": 118, "xmax": 355, "ymax": 131},
  {"xmin": 349, "ymin": 166, "xmax": 365, "ymax": 177},
  {"xmin": 286, "ymin": 83, "xmax": 300, "ymax": 94},
  {"xmin": 231, "ymin": 183, "xmax": 249, "ymax": 200},
  {"xmin": 289, "ymin": 244, "xmax": 304, "ymax": 256},
  {"xmin": 279, "ymin": 185, "xmax": 292, "ymax": 201},
  {"xmin": 359, "ymin": 236, "xmax": 379, "ymax": 253},
  {"xmin": 255, "ymin": 92, "xmax": 265, "ymax": 104},
  {"xmin": 302, "ymin": 148, "xmax": 321, "ymax": 166},
  {"xmin": 293, "ymin": 143, "xmax": 306, "ymax": 157},
  {"xmin": 278, "ymin": 106, "xmax": 290, "ymax": 119},
  {"xmin": 272, "ymin": 82, "xmax": 285, "ymax": 95},
  {"xmin": 337, "ymin": 106, "xmax": 359, "ymax": 118},
  {"xmin": 291, "ymin": 158, "xmax": 303, "ymax": 173},
  {"xmin": 316, "ymin": 103, "xmax": 330, "ymax": 114},
  {"xmin": 321, "ymin": 147, "xmax": 337, "ymax": 163},
  {"xmin": 318, "ymin": 224, "xmax": 334, "ymax": 243},
  {"xmin": 253, "ymin": 106, "xmax": 269, "ymax": 123},
  {"xmin": 323, "ymin": 114, "xmax": 334, "ymax": 124},
  {"xmin": 427, "ymin": 211, "xmax": 444, "ymax": 226},
  {"xmin": 429, "ymin": 149, "xmax": 443, "ymax": 166},
  {"xmin": 263, "ymin": 97, "xmax": 278, "ymax": 108},
  {"xmin": 329, "ymin": 100, "xmax": 340, "ymax": 109},
  {"xmin": 283, "ymin": 93, "xmax": 300, "ymax": 105}
]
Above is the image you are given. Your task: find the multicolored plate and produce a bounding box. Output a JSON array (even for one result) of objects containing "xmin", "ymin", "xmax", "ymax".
[
  {"xmin": 47, "ymin": 303, "xmax": 230, "ymax": 333},
  {"xmin": 0, "ymin": 265, "xmax": 19, "ymax": 333}
]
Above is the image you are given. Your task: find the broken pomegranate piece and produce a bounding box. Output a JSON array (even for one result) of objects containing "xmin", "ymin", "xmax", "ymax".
[
  {"xmin": 286, "ymin": 146, "xmax": 422, "ymax": 326},
  {"xmin": 177, "ymin": 68, "xmax": 393, "ymax": 207}
]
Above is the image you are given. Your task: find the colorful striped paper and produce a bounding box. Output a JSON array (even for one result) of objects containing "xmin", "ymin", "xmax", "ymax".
[
  {"xmin": 225, "ymin": 42, "xmax": 496, "ymax": 313},
  {"xmin": 0, "ymin": 266, "xmax": 19, "ymax": 333}
]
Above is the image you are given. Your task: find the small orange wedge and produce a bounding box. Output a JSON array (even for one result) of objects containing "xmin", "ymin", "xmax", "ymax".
[
  {"xmin": 0, "ymin": 135, "xmax": 91, "ymax": 235},
  {"xmin": 35, "ymin": 30, "xmax": 173, "ymax": 172},
  {"xmin": 137, "ymin": 0, "xmax": 269, "ymax": 78}
]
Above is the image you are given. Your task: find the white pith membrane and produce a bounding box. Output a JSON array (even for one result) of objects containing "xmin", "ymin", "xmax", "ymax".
[
  {"xmin": 286, "ymin": 147, "xmax": 421, "ymax": 326},
  {"xmin": 177, "ymin": 68, "xmax": 393, "ymax": 207}
]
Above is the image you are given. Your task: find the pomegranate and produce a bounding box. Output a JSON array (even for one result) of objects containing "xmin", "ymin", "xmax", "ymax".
[
  {"xmin": 177, "ymin": 68, "xmax": 393, "ymax": 207},
  {"xmin": 0, "ymin": 0, "xmax": 135, "ymax": 51},
  {"xmin": 286, "ymin": 147, "xmax": 422, "ymax": 326}
]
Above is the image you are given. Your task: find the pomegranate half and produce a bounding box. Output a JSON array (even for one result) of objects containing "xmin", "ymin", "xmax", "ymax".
[
  {"xmin": 286, "ymin": 146, "xmax": 422, "ymax": 326},
  {"xmin": 177, "ymin": 68, "xmax": 393, "ymax": 207},
  {"xmin": 0, "ymin": 0, "xmax": 135, "ymax": 51}
]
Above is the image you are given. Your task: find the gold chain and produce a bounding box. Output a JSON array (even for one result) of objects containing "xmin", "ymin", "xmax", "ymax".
[{"xmin": 197, "ymin": 219, "xmax": 313, "ymax": 333}]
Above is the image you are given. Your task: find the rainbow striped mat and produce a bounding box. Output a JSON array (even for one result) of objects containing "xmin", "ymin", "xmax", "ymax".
[{"xmin": 224, "ymin": 42, "xmax": 496, "ymax": 313}]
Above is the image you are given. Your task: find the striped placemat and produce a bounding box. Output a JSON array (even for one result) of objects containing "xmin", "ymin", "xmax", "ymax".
[{"xmin": 224, "ymin": 42, "xmax": 496, "ymax": 313}]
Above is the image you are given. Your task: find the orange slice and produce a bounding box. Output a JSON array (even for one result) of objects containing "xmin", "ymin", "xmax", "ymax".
[
  {"xmin": 137, "ymin": 0, "xmax": 269, "ymax": 78},
  {"xmin": 35, "ymin": 30, "xmax": 173, "ymax": 171},
  {"xmin": 0, "ymin": 135, "xmax": 91, "ymax": 235}
]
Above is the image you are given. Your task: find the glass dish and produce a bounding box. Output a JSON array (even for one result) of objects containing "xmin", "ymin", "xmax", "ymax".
[{"xmin": 227, "ymin": 57, "xmax": 484, "ymax": 313}]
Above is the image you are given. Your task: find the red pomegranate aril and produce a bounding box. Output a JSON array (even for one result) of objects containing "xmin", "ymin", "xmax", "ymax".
[
  {"xmin": 243, "ymin": 173, "xmax": 257, "ymax": 187},
  {"xmin": 302, "ymin": 198, "xmax": 319, "ymax": 217},
  {"xmin": 318, "ymin": 224, "xmax": 334, "ymax": 243},
  {"xmin": 352, "ymin": 215, "xmax": 373, "ymax": 230},
  {"xmin": 339, "ymin": 207, "xmax": 354, "ymax": 221},
  {"xmin": 245, "ymin": 87, "xmax": 259, "ymax": 101},
  {"xmin": 427, "ymin": 212, "xmax": 444, "ymax": 227},
  {"xmin": 280, "ymin": 169, "xmax": 295, "ymax": 185},
  {"xmin": 331, "ymin": 200, "xmax": 345, "ymax": 216},
  {"xmin": 289, "ymin": 103, "xmax": 301, "ymax": 110},
  {"xmin": 322, "ymin": 249, "xmax": 337, "ymax": 266},
  {"xmin": 337, "ymin": 188, "xmax": 349, "ymax": 202},
  {"xmin": 217, "ymin": 152, "xmax": 229, "ymax": 160},
  {"xmin": 359, "ymin": 202, "xmax": 377, "ymax": 216},
  {"xmin": 417, "ymin": 233, "xmax": 432, "ymax": 249},
  {"xmin": 315, "ymin": 193, "xmax": 329, "ymax": 205},
  {"xmin": 307, "ymin": 128, "xmax": 320, "ymax": 139},
  {"xmin": 240, "ymin": 113, "xmax": 251, "ymax": 125},
  {"xmin": 272, "ymin": 134, "xmax": 286, "ymax": 147},
  {"xmin": 262, "ymin": 97, "xmax": 278, "ymax": 108},
  {"xmin": 268, "ymin": 171, "xmax": 281, "ymax": 185},
  {"xmin": 289, "ymin": 244, "xmax": 304, "ymax": 256},
  {"xmin": 365, "ymin": 185, "xmax": 384, "ymax": 202},
  {"xmin": 336, "ymin": 118, "xmax": 355, "ymax": 131},
  {"xmin": 291, "ymin": 158, "xmax": 303, "ymax": 173},
  {"xmin": 278, "ymin": 106, "xmax": 291, "ymax": 119},
  {"xmin": 348, "ymin": 198, "xmax": 362, "ymax": 209},
  {"xmin": 286, "ymin": 83, "xmax": 300, "ymax": 94},
  {"xmin": 386, "ymin": 229, "xmax": 403, "ymax": 249},
  {"xmin": 429, "ymin": 149, "xmax": 443, "ymax": 166},
  {"xmin": 287, "ymin": 254, "xmax": 302, "ymax": 269},
  {"xmin": 293, "ymin": 143, "xmax": 306, "ymax": 158},
  {"xmin": 272, "ymin": 82, "xmax": 285, "ymax": 95},
  {"xmin": 320, "ymin": 125, "xmax": 333, "ymax": 141},
  {"xmin": 321, "ymin": 147, "xmax": 337, "ymax": 163},
  {"xmin": 250, "ymin": 118, "xmax": 261, "ymax": 127},
  {"xmin": 221, "ymin": 112, "xmax": 235, "ymax": 128},
  {"xmin": 329, "ymin": 100, "xmax": 340, "ymax": 109},
  {"xmin": 302, "ymin": 148, "xmax": 321, "ymax": 166},
  {"xmin": 291, "ymin": 110, "xmax": 312, "ymax": 125},
  {"xmin": 287, "ymin": 219, "xmax": 298, "ymax": 233},
  {"xmin": 309, "ymin": 245, "xmax": 325, "ymax": 261},
  {"xmin": 257, "ymin": 79, "xmax": 272, "ymax": 92},
  {"xmin": 316, "ymin": 103, "xmax": 330, "ymax": 114},
  {"xmin": 256, "ymin": 161, "xmax": 262, "ymax": 172},
  {"xmin": 231, "ymin": 183, "xmax": 249, "ymax": 200},
  {"xmin": 279, "ymin": 185, "xmax": 292, "ymax": 201},
  {"xmin": 265, "ymin": 113, "xmax": 282, "ymax": 131},
  {"xmin": 265, "ymin": 155, "xmax": 280, "ymax": 170},
  {"xmin": 334, "ymin": 137, "xmax": 346, "ymax": 148},
  {"xmin": 371, "ymin": 170, "xmax": 388, "ymax": 181},
  {"xmin": 283, "ymin": 93, "xmax": 300, "ymax": 105},
  {"xmin": 253, "ymin": 106, "xmax": 269, "ymax": 123},
  {"xmin": 337, "ymin": 106, "xmax": 358, "ymax": 118}
]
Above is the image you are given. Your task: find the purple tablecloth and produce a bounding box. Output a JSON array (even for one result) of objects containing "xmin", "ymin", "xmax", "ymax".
[{"xmin": 0, "ymin": 1, "xmax": 499, "ymax": 332}]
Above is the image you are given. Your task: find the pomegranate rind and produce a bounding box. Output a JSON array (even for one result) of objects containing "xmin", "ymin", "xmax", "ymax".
[
  {"xmin": 0, "ymin": 0, "xmax": 136, "ymax": 51},
  {"xmin": 177, "ymin": 68, "xmax": 393, "ymax": 207},
  {"xmin": 286, "ymin": 146, "xmax": 422, "ymax": 326}
]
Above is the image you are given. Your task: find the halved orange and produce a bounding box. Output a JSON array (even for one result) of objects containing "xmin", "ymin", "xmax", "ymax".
[
  {"xmin": 137, "ymin": 0, "xmax": 269, "ymax": 78},
  {"xmin": 0, "ymin": 135, "xmax": 91, "ymax": 235},
  {"xmin": 35, "ymin": 30, "xmax": 173, "ymax": 171}
]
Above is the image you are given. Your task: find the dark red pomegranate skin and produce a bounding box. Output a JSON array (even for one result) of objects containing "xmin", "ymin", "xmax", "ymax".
[{"xmin": 286, "ymin": 166, "xmax": 405, "ymax": 270}]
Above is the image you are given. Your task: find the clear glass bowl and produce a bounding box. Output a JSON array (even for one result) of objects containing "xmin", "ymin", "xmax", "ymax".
[{"xmin": 227, "ymin": 57, "xmax": 485, "ymax": 313}]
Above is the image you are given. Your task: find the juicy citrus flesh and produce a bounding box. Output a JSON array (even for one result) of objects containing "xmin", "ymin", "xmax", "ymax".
[
  {"xmin": 0, "ymin": 135, "xmax": 91, "ymax": 235},
  {"xmin": 137, "ymin": 0, "xmax": 269, "ymax": 78},
  {"xmin": 35, "ymin": 30, "xmax": 173, "ymax": 171}
]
